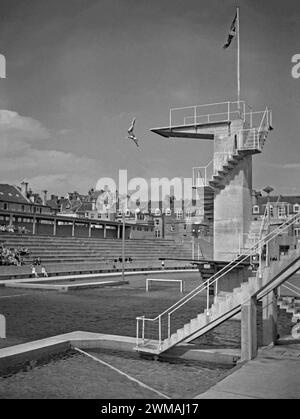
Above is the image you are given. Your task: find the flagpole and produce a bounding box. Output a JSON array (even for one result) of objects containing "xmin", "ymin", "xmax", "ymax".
[{"xmin": 237, "ymin": 6, "xmax": 241, "ymax": 108}]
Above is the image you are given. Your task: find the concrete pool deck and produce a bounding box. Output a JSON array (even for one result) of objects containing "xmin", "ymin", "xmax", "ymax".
[
  {"xmin": 195, "ymin": 339, "xmax": 300, "ymax": 399},
  {"xmin": 4, "ymin": 280, "xmax": 129, "ymax": 291},
  {"xmin": 0, "ymin": 269, "xmax": 197, "ymax": 291},
  {"xmin": 0, "ymin": 268, "xmax": 197, "ymax": 285}
]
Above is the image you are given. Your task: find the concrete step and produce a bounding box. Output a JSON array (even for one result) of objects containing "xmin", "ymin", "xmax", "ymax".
[
  {"xmin": 176, "ymin": 328, "xmax": 185, "ymax": 341},
  {"xmin": 190, "ymin": 317, "xmax": 199, "ymax": 330},
  {"xmin": 183, "ymin": 323, "xmax": 191, "ymax": 335}
]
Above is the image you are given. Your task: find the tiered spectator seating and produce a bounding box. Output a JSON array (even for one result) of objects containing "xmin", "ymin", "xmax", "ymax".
[{"xmin": 0, "ymin": 234, "xmax": 199, "ymax": 279}]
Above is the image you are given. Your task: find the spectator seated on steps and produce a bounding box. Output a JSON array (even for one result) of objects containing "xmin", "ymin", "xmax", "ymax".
[
  {"xmin": 17, "ymin": 226, "xmax": 29, "ymax": 234},
  {"xmin": 0, "ymin": 245, "xmax": 25, "ymax": 266},
  {"xmin": 41, "ymin": 265, "xmax": 48, "ymax": 277},
  {"xmin": 33, "ymin": 257, "xmax": 41, "ymax": 266},
  {"xmin": 117, "ymin": 257, "xmax": 133, "ymax": 263},
  {"xmin": 31, "ymin": 264, "xmax": 39, "ymax": 278},
  {"xmin": 7, "ymin": 224, "xmax": 16, "ymax": 233},
  {"xmin": 19, "ymin": 247, "xmax": 29, "ymax": 257}
]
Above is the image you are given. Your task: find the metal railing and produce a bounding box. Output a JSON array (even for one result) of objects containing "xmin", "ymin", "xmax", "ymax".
[
  {"xmin": 169, "ymin": 101, "xmax": 272, "ymax": 132},
  {"xmin": 192, "ymin": 160, "xmax": 213, "ymax": 187},
  {"xmin": 237, "ymin": 127, "xmax": 269, "ymax": 152},
  {"xmin": 280, "ymin": 281, "xmax": 300, "ymax": 298},
  {"xmin": 136, "ymin": 212, "xmax": 300, "ymax": 351},
  {"xmin": 169, "ymin": 101, "xmax": 246, "ymax": 128},
  {"xmin": 193, "ymin": 149, "xmax": 242, "ymax": 188}
]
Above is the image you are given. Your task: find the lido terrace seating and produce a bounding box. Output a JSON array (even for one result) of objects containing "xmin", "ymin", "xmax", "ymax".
[{"xmin": 0, "ymin": 233, "xmax": 196, "ymax": 280}]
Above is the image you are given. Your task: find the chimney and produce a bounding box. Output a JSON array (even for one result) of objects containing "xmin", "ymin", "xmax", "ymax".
[
  {"xmin": 20, "ymin": 181, "xmax": 28, "ymax": 198},
  {"xmin": 42, "ymin": 190, "xmax": 48, "ymax": 206}
]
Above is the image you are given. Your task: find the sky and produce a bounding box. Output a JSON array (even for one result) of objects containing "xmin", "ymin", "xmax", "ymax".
[{"xmin": 0, "ymin": 0, "xmax": 299, "ymax": 197}]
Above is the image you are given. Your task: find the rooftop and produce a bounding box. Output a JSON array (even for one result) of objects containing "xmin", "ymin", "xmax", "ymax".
[{"xmin": 0, "ymin": 184, "xmax": 29, "ymax": 204}]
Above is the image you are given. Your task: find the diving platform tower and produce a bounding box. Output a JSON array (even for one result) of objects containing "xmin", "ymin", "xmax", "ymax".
[{"xmin": 151, "ymin": 100, "xmax": 273, "ymax": 261}]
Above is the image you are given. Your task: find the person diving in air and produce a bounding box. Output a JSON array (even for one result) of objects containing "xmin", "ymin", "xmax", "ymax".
[{"xmin": 127, "ymin": 117, "xmax": 139, "ymax": 147}]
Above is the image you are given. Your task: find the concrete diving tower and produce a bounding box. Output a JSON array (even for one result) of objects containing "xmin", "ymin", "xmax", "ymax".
[{"xmin": 151, "ymin": 100, "xmax": 273, "ymax": 261}]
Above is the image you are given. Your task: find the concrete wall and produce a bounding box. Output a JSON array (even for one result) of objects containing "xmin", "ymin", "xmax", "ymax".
[
  {"xmin": 130, "ymin": 228, "xmax": 155, "ymax": 240},
  {"xmin": 217, "ymin": 266, "xmax": 252, "ymax": 293},
  {"xmin": 213, "ymin": 119, "xmax": 253, "ymax": 261},
  {"xmin": 214, "ymin": 157, "xmax": 253, "ymax": 261}
]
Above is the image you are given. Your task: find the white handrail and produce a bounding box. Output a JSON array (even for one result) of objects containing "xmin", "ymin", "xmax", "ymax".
[
  {"xmin": 170, "ymin": 101, "xmax": 233, "ymax": 112},
  {"xmin": 259, "ymin": 205, "xmax": 269, "ymax": 239},
  {"xmin": 169, "ymin": 100, "xmax": 271, "ymax": 131},
  {"xmin": 193, "ymin": 160, "xmax": 213, "ymax": 187},
  {"xmin": 282, "ymin": 281, "xmax": 300, "ymax": 297}
]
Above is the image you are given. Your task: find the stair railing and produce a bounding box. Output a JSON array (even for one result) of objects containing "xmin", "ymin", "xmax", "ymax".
[
  {"xmin": 213, "ymin": 151, "xmax": 234, "ymax": 175},
  {"xmin": 258, "ymin": 107, "xmax": 270, "ymax": 132},
  {"xmin": 280, "ymin": 281, "xmax": 300, "ymax": 298},
  {"xmin": 136, "ymin": 212, "xmax": 300, "ymax": 351},
  {"xmin": 257, "ymin": 205, "xmax": 269, "ymax": 277},
  {"xmin": 192, "ymin": 160, "xmax": 213, "ymax": 187}
]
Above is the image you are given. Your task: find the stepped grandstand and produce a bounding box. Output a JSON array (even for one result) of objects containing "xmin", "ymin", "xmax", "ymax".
[{"xmin": 0, "ymin": 233, "xmax": 207, "ymax": 280}]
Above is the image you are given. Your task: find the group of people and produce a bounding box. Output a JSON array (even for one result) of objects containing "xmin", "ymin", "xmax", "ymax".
[
  {"xmin": 113, "ymin": 257, "xmax": 133, "ymax": 263},
  {"xmin": 0, "ymin": 244, "xmax": 48, "ymax": 278},
  {"xmin": 0, "ymin": 224, "xmax": 29, "ymax": 234},
  {"xmin": 0, "ymin": 244, "xmax": 29, "ymax": 266},
  {"xmin": 31, "ymin": 257, "xmax": 48, "ymax": 278}
]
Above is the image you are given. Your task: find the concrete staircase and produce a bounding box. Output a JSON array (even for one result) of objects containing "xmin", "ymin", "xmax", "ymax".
[
  {"xmin": 278, "ymin": 296, "xmax": 300, "ymax": 324},
  {"xmin": 136, "ymin": 230, "xmax": 300, "ymax": 355},
  {"xmin": 208, "ymin": 129, "xmax": 269, "ymax": 191}
]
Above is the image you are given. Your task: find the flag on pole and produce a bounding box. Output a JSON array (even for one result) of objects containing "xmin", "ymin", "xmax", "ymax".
[{"xmin": 223, "ymin": 12, "xmax": 237, "ymax": 49}]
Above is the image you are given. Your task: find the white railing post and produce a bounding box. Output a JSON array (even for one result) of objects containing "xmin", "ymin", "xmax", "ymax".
[
  {"xmin": 158, "ymin": 316, "xmax": 162, "ymax": 350},
  {"xmin": 136, "ymin": 318, "xmax": 139, "ymax": 347},
  {"xmin": 142, "ymin": 316, "xmax": 145, "ymax": 343},
  {"xmin": 169, "ymin": 108, "xmax": 172, "ymax": 129},
  {"xmin": 207, "ymin": 278, "xmax": 210, "ymax": 313},
  {"xmin": 227, "ymin": 102, "xmax": 230, "ymax": 121},
  {"xmin": 168, "ymin": 313, "xmax": 171, "ymax": 340},
  {"xmin": 192, "ymin": 238, "xmax": 195, "ymax": 259},
  {"xmin": 258, "ymin": 244, "xmax": 262, "ymax": 279},
  {"xmin": 194, "ymin": 106, "xmax": 197, "ymax": 125}
]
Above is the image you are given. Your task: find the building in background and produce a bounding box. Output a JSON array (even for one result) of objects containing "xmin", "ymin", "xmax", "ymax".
[{"xmin": 0, "ymin": 182, "xmax": 54, "ymax": 216}]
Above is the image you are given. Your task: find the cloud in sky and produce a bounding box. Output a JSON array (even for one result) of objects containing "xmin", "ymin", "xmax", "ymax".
[
  {"xmin": 0, "ymin": 110, "xmax": 50, "ymax": 145},
  {"xmin": 0, "ymin": 110, "xmax": 102, "ymax": 194}
]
